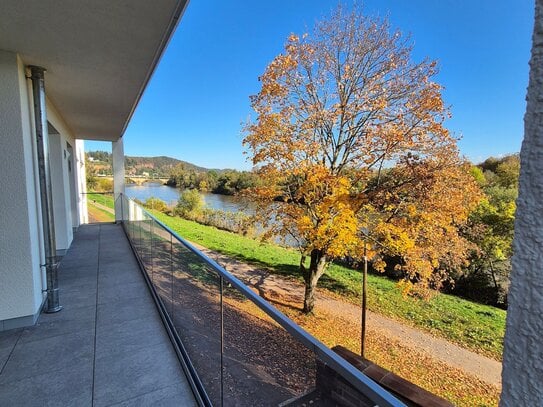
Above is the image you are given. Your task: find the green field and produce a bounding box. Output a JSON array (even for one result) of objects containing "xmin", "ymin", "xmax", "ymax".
[
  {"xmin": 150, "ymin": 210, "xmax": 505, "ymax": 360},
  {"xmin": 87, "ymin": 203, "xmax": 115, "ymax": 222},
  {"xmin": 87, "ymin": 192, "xmax": 115, "ymax": 209}
]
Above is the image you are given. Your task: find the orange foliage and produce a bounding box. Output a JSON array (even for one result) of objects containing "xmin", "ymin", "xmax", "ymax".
[{"xmin": 243, "ymin": 6, "xmax": 481, "ymax": 310}]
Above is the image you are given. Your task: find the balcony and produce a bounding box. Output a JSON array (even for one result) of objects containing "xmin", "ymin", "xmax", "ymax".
[
  {"xmin": 0, "ymin": 223, "xmax": 196, "ymax": 406},
  {"xmin": 0, "ymin": 197, "xmax": 403, "ymax": 407}
]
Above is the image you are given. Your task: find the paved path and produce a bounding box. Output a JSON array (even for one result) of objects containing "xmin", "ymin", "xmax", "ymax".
[{"xmin": 192, "ymin": 242, "xmax": 503, "ymax": 387}]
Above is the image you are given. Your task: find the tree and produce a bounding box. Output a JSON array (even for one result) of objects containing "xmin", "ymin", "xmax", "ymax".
[
  {"xmin": 460, "ymin": 155, "xmax": 519, "ymax": 306},
  {"xmin": 175, "ymin": 189, "xmax": 204, "ymax": 217},
  {"xmin": 244, "ymin": 6, "xmax": 480, "ymax": 313},
  {"xmin": 86, "ymin": 173, "xmax": 97, "ymax": 190}
]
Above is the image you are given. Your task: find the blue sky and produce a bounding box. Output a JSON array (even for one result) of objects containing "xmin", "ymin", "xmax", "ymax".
[{"xmin": 87, "ymin": 0, "xmax": 534, "ymax": 169}]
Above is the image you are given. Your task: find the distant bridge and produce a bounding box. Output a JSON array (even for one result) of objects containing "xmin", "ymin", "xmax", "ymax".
[
  {"xmin": 95, "ymin": 175, "xmax": 170, "ymax": 186},
  {"xmin": 127, "ymin": 176, "xmax": 170, "ymax": 185}
]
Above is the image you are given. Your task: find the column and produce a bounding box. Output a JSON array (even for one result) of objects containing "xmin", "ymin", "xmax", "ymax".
[
  {"xmin": 112, "ymin": 138, "xmax": 125, "ymax": 222},
  {"xmin": 501, "ymin": 1, "xmax": 543, "ymax": 404}
]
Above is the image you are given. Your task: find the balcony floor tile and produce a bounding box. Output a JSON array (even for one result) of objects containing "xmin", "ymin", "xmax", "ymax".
[{"xmin": 0, "ymin": 223, "xmax": 196, "ymax": 407}]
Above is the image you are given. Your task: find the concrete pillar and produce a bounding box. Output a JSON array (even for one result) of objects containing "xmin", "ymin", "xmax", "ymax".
[
  {"xmin": 112, "ymin": 138, "xmax": 125, "ymax": 222},
  {"xmin": 75, "ymin": 140, "xmax": 88, "ymax": 224},
  {"xmin": 501, "ymin": 1, "xmax": 543, "ymax": 405}
]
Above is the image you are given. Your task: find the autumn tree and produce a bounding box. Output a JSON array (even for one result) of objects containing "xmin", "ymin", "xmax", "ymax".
[{"xmin": 243, "ymin": 6, "xmax": 481, "ymax": 313}]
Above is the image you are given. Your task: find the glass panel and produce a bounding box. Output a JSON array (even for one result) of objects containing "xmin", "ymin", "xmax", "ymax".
[
  {"xmin": 120, "ymin": 197, "xmax": 400, "ymax": 407},
  {"xmin": 222, "ymin": 282, "xmax": 317, "ymax": 406},
  {"xmin": 137, "ymin": 213, "xmax": 152, "ymax": 274},
  {"xmin": 134, "ymin": 216, "xmax": 143, "ymax": 257},
  {"xmin": 129, "ymin": 200, "xmax": 137, "ymax": 243},
  {"xmin": 150, "ymin": 220, "xmax": 173, "ymax": 314},
  {"xmin": 171, "ymin": 239, "xmax": 222, "ymax": 405}
]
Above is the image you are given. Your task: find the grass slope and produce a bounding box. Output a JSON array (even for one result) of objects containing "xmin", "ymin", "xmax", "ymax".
[
  {"xmin": 151, "ymin": 211, "xmax": 505, "ymax": 360},
  {"xmin": 87, "ymin": 203, "xmax": 115, "ymax": 222},
  {"xmin": 87, "ymin": 192, "xmax": 115, "ymax": 209}
]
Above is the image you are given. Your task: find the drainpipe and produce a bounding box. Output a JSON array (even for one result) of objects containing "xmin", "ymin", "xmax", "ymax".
[{"xmin": 29, "ymin": 65, "xmax": 62, "ymax": 313}]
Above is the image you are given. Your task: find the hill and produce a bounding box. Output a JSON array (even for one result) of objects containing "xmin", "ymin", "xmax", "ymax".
[
  {"xmin": 124, "ymin": 155, "xmax": 210, "ymax": 176},
  {"xmin": 86, "ymin": 151, "xmax": 211, "ymax": 177}
]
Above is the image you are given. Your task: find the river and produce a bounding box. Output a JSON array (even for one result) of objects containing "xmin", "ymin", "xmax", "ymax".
[
  {"xmin": 126, "ymin": 182, "xmax": 298, "ymax": 247},
  {"xmin": 125, "ymin": 182, "xmax": 252, "ymax": 213}
]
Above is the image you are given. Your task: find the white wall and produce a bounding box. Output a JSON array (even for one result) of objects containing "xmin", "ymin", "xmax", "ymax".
[
  {"xmin": 501, "ymin": 0, "xmax": 543, "ymax": 404},
  {"xmin": 48, "ymin": 134, "xmax": 72, "ymax": 252},
  {"xmin": 0, "ymin": 50, "xmax": 83, "ymax": 328},
  {"xmin": 66, "ymin": 142, "xmax": 78, "ymax": 229},
  {"xmin": 0, "ymin": 51, "xmax": 45, "ymax": 325},
  {"xmin": 47, "ymin": 101, "xmax": 77, "ymax": 252}
]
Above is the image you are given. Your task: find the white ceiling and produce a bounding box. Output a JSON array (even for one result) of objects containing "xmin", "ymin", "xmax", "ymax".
[{"xmin": 0, "ymin": 0, "xmax": 188, "ymax": 141}]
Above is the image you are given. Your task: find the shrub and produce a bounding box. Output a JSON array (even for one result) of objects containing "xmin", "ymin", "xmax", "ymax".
[
  {"xmin": 95, "ymin": 178, "xmax": 113, "ymax": 192},
  {"xmin": 195, "ymin": 208, "xmax": 254, "ymax": 236},
  {"xmin": 175, "ymin": 189, "xmax": 204, "ymax": 217},
  {"xmin": 143, "ymin": 197, "xmax": 169, "ymax": 213}
]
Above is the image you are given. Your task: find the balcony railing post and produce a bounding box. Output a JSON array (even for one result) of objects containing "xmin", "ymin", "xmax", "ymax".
[
  {"xmin": 149, "ymin": 219, "xmax": 153, "ymax": 281},
  {"xmin": 170, "ymin": 233, "xmax": 174, "ymax": 316},
  {"xmin": 140, "ymin": 211, "xmax": 143, "ymax": 254},
  {"xmin": 120, "ymin": 193, "xmax": 124, "ymax": 222},
  {"xmin": 220, "ymin": 275, "xmax": 224, "ymax": 407}
]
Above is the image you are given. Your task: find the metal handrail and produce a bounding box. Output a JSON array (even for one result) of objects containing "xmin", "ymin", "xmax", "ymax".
[{"xmin": 121, "ymin": 193, "xmax": 405, "ymax": 407}]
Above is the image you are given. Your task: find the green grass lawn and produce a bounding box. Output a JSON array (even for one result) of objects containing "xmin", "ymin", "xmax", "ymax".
[
  {"xmin": 87, "ymin": 192, "xmax": 115, "ymax": 209},
  {"xmin": 151, "ymin": 210, "xmax": 505, "ymax": 360},
  {"xmin": 87, "ymin": 202, "xmax": 115, "ymax": 222}
]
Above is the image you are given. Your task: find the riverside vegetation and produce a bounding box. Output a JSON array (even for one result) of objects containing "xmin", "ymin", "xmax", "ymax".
[
  {"xmin": 85, "ymin": 150, "xmax": 517, "ymax": 314},
  {"xmin": 87, "ymin": 152, "xmax": 517, "ymax": 313}
]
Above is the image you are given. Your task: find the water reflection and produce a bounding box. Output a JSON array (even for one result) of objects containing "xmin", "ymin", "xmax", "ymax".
[
  {"xmin": 125, "ymin": 182, "xmax": 253, "ymax": 214},
  {"xmin": 126, "ymin": 182, "xmax": 297, "ymax": 247}
]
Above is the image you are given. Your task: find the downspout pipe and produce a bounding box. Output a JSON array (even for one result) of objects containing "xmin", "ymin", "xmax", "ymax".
[{"xmin": 29, "ymin": 65, "xmax": 62, "ymax": 313}]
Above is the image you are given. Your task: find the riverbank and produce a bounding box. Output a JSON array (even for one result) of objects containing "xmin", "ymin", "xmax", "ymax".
[{"xmin": 150, "ymin": 210, "xmax": 506, "ymax": 361}]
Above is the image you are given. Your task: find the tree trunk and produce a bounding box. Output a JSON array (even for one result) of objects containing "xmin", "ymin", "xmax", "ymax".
[
  {"xmin": 301, "ymin": 249, "xmax": 327, "ymax": 313},
  {"xmin": 488, "ymin": 259, "xmax": 500, "ymax": 304}
]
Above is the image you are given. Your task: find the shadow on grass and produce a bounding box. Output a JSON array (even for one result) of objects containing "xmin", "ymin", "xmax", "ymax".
[
  {"xmin": 318, "ymin": 274, "xmax": 358, "ymax": 297},
  {"xmin": 219, "ymin": 250, "xmax": 357, "ymax": 299}
]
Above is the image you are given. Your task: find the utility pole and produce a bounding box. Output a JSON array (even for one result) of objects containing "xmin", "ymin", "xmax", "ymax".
[{"xmin": 361, "ymin": 238, "xmax": 368, "ymax": 358}]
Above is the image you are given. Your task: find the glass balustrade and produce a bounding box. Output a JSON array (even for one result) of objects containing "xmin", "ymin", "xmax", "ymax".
[{"xmin": 117, "ymin": 194, "xmax": 404, "ymax": 407}]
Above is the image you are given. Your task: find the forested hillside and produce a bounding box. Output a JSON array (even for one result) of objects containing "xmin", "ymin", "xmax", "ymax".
[{"xmin": 86, "ymin": 151, "xmax": 211, "ymax": 177}]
